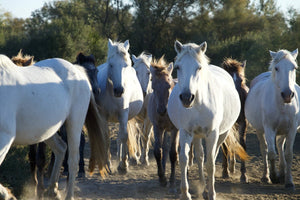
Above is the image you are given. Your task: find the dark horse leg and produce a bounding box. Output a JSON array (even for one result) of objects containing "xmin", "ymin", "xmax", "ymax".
[
  {"xmin": 221, "ymin": 143, "xmax": 230, "ymax": 179},
  {"xmin": 239, "ymin": 119, "xmax": 248, "ymax": 183},
  {"xmin": 153, "ymin": 126, "xmax": 167, "ymax": 186},
  {"xmin": 169, "ymin": 129, "xmax": 179, "ymax": 193},
  {"xmin": 29, "ymin": 142, "xmax": 46, "ymax": 199}
]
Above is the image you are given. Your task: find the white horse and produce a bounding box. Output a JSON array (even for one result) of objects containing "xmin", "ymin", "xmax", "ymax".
[
  {"xmin": 245, "ymin": 49, "xmax": 299, "ymax": 189},
  {"xmin": 0, "ymin": 55, "xmax": 108, "ymax": 200},
  {"xmin": 96, "ymin": 39, "xmax": 144, "ymax": 173},
  {"xmin": 132, "ymin": 52, "xmax": 153, "ymax": 166},
  {"xmin": 168, "ymin": 41, "xmax": 247, "ymax": 200}
]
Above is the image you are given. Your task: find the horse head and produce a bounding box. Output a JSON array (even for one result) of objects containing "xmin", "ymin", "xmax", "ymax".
[
  {"xmin": 222, "ymin": 58, "xmax": 247, "ymax": 91},
  {"xmin": 174, "ymin": 40, "xmax": 209, "ymax": 108},
  {"xmin": 75, "ymin": 52, "xmax": 100, "ymax": 95},
  {"xmin": 150, "ymin": 56, "xmax": 173, "ymax": 116},
  {"xmin": 132, "ymin": 52, "xmax": 152, "ymax": 96},
  {"xmin": 107, "ymin": 39, "xmax": 131, "ymax": 98},
  {"xmin": 269, "ymin": 49, "xmax": 298, "ymax": 103}
]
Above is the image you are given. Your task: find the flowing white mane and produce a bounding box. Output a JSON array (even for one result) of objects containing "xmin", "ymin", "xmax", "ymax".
[
  {"xmin": 0, "ymin": 54, "xmax": 17, "ymax": 69},
  {"xmin": 176, "ymin": 43, "xmax": 210, "ymax": 66},
  {"xmin": 269, "ymin": 49, "xmax": 298, "ymax": 71}
]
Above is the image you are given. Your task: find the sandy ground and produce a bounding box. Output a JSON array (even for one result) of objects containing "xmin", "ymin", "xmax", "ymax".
[{"xmin": 34, "ymin": 126, "xmax": 300, "ymax": 200}]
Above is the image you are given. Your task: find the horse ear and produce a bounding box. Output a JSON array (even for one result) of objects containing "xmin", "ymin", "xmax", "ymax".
[
  {"xmin": 124, "ymin": 40, "xmax": 130, "ymax": 51},
  {"xmin": 167, "ymin": 62, "xmax": 173, "ymax": 74},
  {"xmin": 269, "ymin": 50, "xmax": 277, "ymax": 59},
  {"xmin": 146, "ymin": 54, "xmax": 152, "ymax": 63},
  {"xmin": 132, "ymin": 55, "xmax": 137, "ymax": 64},
  {"xmin": 197, "ymin": 41, "xmax": 207, "ymax": 54},
  {"xmin": 174, "ymin": 40, "xmax": 183, "ymax": 54},
  {"xmin": 292, "ymin": 49, "xmax": 298, "ymax": 59},
  {"xmin": 108, "ymin": 38, "xmax": 113, "ymax": 50},
  {"xmin": 24, "ymin": 56, "xmax": 34, "ymax": 66},
  {"xmin": 242, "ymin": 60, "xmax": 247, "ymax": 68}
]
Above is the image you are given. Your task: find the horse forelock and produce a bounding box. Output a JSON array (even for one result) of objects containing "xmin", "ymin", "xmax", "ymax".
[
  {"xmin": 151, "ymin": 56, "xmax": 170, "ymax": 76},
  {"xmin": 175, "ymin": 44, "xmax": 210, "ymax": 67},
  {"xmin": 269, "ymin": 50, "xmax": 298, "ymax": 71},
  {"xmin": 222, "ymin": 58, "xmax": 246, "ymax": 85},
  {"xmin": 107, "ymin": 41, "xmax": 131, "ymax": 64}
]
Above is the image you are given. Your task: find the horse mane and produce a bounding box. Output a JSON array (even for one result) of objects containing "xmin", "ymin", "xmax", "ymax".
[
  {"xmin": 11, "ymin": 50, "xmax": 35, "ymax": 66},
  {"xmin": 133, "ymin": 52, "xmax": 151, "ymax": 69},
  {"xmin": 74, "ymin": 52, "xmax": 96, "ymax": 66},
  {"xmin": 107, "ymin": 41, "xmax": 131, "ymax": 63},
  {"xmin": 175, "ymin": 43, "xmax": 210, "ymax": 66},
  {"xmin": 222, "ymin": 58, "xmax": 246, "ymax": 85},
  {"xmin": 151, "ymin": 55, "xmax": 170, "ymax": 76},
  {"xmin": 269, "ymin": 49, "xmax": 297, "ymax": 71}
]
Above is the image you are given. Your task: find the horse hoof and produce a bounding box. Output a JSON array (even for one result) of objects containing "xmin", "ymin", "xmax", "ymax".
[
  {"xmin": 140, "ymin": 158, "xmax": 149, "ymax": 166},
  {"xmin": 168, "ymin": 187, "xmax": 177, "ymax": 194},
  {"xmin": 117, "ymin": 165, "xmax": 128, "ymax": 175},
  {"xmin": 77, "ymin": 172, "xmax": 86, "ymax": 178},
  {"xmin": 180, "ymin": 193, "xmax": 192, "ymax": 200},
  {"xmin": 285, "ymin": 183, "xmax": 295, "ymax": 190},
  {"xmin": 159, "ymin": 177, "xmax": 168, "ymax": 187},
  {"xmin": 222, "ymin": 171, "xmax": 230, "ymax": 179},
  {"xmin": 129, "ymin": 158, "xmax": 140, "ymax": 166},
  {"xmin": 202, "ymin": 190, "xmax": 208, "ymax": 200},
  {"xmin": 270, "ymin": 175, "xmax": 280, "ymax": 184},
  {"xmin": 261, "ymin": 177, "xmax": 271, "ymax": 184},
  {"xmin": 240, "ymin": 174, "xmax": 248, "ymax": 183}
]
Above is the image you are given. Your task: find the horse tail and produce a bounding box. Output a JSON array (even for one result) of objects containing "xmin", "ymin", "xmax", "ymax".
[
  {"xmin": 127, "ymin": 118, "xmax": 139, "ymax": 157},
  {"xmin": 223, "ymin": 124, "xmax": 250, "ymax": 161},
  {"xmin": 85, "ymin": 92, "xmax": 109, "ymax": 177}
]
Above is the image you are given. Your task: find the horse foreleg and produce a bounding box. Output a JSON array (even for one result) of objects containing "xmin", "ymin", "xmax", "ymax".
[
  {"xmin": 28, "ymin": 144, "xmax": 38, "ymax": 191},
  {"xmin": 239, "ymin": 120, "xmax": 248, "ymax": 183},
  {"xmin": 36, "ymin": 142, "xmax": 46, "ymax": 199},
  {"xmin": 117, "ymin": 113, "xmax": 129, "ymax": 174},
  {"xmin": 44, "ymin": 134, "xmax": 67, "ymax": 200},
  {"xmin": 0, "ymin": 134, "xmax": 16, "ymax": 200},
  {"xmin": 179, "ymin": 129, "xmax": 193, "ymax": 200},
  {"xmin": 264, "ymin": 126, "xmax": 278, "ymax": 184},
  {"xmin": 153, "ymin": 125, "xmax": 167, "ymax": 186},
  {"xmin": 78, "ymin": 131, "xmax": 86, "ymax": 178},
  {"xmin": 221, "ymin": 143, "xmax": 230, "ymax": 179},
  {"xmin": 204, "ymin": 130, "xmax": 218, "ymax": 200},
  {"xmin": 193, "ymin": 138, "xmax": 205, "ymax": 190},
  {"xmin": 276, "ymin": 135, "xmax": 286, "ymax": 183},
  {"xmin": 140, "ymin": 117, "xmax": 152, "ymax": 166},
  {"xmin": 284, "ymin": 128, "xmax": 297, "ymax": 189},
  {"xmin": 169, "ymin": 129, "xmax": 179, "ymax": 193},
  {"xmin": 256, "ymin": 132, "xmax": 270, "ymax": 183}
]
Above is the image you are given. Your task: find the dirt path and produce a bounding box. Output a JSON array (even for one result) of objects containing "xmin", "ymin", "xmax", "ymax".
[{"xmin": 58, "ymin": 129, "xmax": 300, "ymax": 200}]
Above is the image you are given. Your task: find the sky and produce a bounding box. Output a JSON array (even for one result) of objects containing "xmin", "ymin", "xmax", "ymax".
[{"xmin": 0, "ymin": 0, "xmax": 300, "ymax": 19}]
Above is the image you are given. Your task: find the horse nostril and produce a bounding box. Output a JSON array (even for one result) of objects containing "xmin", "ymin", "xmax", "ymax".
[
  {"xmin": 190, "ymin": 94, "xmax": 195, "ymax": 102},
  {"xmin": 291, "ymin": 92, "xmax": 295, "ymax": 98},
  {"xmin": 179, "ymin": 94, "xmax": 183, "ymax": 101},
  {"xmin": 281, "ymin": 92, "xmax": 284, "ymax": 99}
]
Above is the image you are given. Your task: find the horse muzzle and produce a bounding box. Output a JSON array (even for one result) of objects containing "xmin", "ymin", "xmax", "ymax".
[
  {"xmin": 179, "ymin": 92, "xmax": 195, "ymax": 108},
  {"xmin": 113, "ymin": 87, "xmax": 124, "ymax": 97},
  {"xmin": 281, "ymin": 90, "xmax": 295, "ymax": 104},
  {"xmin": 157, "ymin": 106, "xmax": 167, "ymax": 116}
]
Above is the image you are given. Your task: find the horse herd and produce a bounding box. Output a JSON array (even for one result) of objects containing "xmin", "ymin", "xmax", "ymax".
[{"xmin": 0, "ymin": 39, "xmax": 298, "ymax": 200}]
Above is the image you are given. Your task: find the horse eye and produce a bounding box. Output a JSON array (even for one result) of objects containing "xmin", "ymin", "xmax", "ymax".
[
  {"xmin": 275, "ymin": 67, "xmax": 278, "ymax": 71},
  {"xmin": 175, "ymin": 65, "xmax": 180, "ymax": 70}
]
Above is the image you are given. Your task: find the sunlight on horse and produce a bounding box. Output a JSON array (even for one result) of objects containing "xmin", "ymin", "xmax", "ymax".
[
  {"xmin": 167, "ymin": 41, "xmax": 248, "ymax": 200},
  {"xmin": 245, "ymin": 48, "xmax": 299, "ymax": 189},
  {"xmin": 95, "ymin": 39, "xmax": 143, "ymax": 174},
  {"xmin": 0, "ymin": 54, "xmax": 108, "ymax": 200}
]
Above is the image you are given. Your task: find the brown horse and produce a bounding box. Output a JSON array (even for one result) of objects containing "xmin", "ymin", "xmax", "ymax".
[
  {"xmin": 221, "ymin": 58, "xmax": 249, "ymax": 183},
  {"xmin": 147, "ymin": 56, "xmax": 179, "ymax": 193}
]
